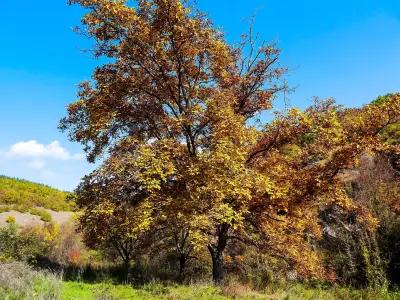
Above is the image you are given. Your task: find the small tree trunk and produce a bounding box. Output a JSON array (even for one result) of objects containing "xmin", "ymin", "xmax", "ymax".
[
  {"xmin": 122, "ymin": 258, "xmax": 131, "ymax": 282},
  {"xmin": 178, "ymin": 255, "xmax": 187, "ymax": 282},
  {"xmin": 112, "ymin": 240, "xmax": 132, "ymax": 282},
  {"xmin": 208, "ymin": 223, "xmax": 230, "ymax": 284}
]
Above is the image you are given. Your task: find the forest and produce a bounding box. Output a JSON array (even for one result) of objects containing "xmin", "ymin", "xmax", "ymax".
[{"xmin": 1, "ymin": 0, "xmax": 400, "ymax": 299}]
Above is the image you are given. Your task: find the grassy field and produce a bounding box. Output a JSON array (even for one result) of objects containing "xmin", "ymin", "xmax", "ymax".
[
  {"xmin": 61, "ymin": 282, "xmax": 225, "ymax": 300},
  {"xmin": 60, "ymin": 281, "xmax": 400, "ymax": 300},
  {"xmin": 1, "ymin": 264, "xmax": 399, "ymax": 300}
]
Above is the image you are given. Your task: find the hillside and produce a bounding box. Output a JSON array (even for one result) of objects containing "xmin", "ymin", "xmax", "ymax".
[{"xmin": 0, "ymin": 176, "xmax": 75, "ymax": 212}]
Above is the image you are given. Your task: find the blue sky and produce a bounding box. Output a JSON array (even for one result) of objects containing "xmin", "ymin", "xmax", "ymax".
[{"xmin": 0, "ymin": 0, "xmax": 399, "ymax": 191}]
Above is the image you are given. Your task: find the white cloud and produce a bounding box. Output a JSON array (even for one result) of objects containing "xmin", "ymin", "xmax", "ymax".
[
  {"xmin": 27, "ymin": 159, "xmax": 46, "ymax": 170},
  {"xmin": 6, "ymin": 140, "xmax": 83, "ymax": 161},
  {"xmin": 0, "ymin": 140, "xmax": 93, "ymax": 191}
]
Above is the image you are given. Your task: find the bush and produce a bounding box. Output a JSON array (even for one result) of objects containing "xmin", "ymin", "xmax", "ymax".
[
  {"xmin": 47, "ymin": 221, "xmax": 98, "ymax": 267},
  {"xmin": 22, "ymin": 221, "xmax": 105, "ymax": 272},
  {"xmin": 0, "ymin": 205, "xmax": 11, "ymax": 213},
  {"xmin": 0, "ymin": 223, "xmax": 45, "ymax": 262},
  {"xmin": 6, "ymin": 215, "xmax": 16, "ymax": 224},
  {"xmin": 30, "ymin": 208, "xmax": 52, "ymax": 222},
  {"xmin": 0, "ymin": 261, "xmax": 61, "ymax": 299}
]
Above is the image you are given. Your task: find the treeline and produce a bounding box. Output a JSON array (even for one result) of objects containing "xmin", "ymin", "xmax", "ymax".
[{"xmin": 54, "ymin": 0, "xmax": 400, "ymax": 290}]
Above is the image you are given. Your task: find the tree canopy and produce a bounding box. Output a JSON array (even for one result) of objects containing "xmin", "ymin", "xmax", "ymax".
[{"xmin": 62, "ymin": 0, "xmax": 400, "ymax": 283}]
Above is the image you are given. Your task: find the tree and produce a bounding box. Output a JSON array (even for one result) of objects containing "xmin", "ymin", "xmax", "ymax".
[
  {"xmin": 153, "ymin": 219, "xmax": 201, "ymax": 281},
  {"xmin": 62, "ymin": 0, "xmax": 284, "ymax": 283},
  {"xmin": 246, "ymin": 96, "xmax": 400, "ymax": 276},
  {"xmin": 62, "ymin": 0, "xmax": 400, "ymax": 283},
  {"xmin": 372, "ymin": 93, "xmax": 400, "ymax": 146},
  {"xmin": 74, "ymin": 163, "xmax": 154, "ymax": 274}
]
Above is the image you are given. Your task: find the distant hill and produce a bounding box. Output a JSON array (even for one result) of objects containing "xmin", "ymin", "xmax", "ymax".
[{"xmin": 0, "ymin": 176, "xmax": 75, "ymax": 212}]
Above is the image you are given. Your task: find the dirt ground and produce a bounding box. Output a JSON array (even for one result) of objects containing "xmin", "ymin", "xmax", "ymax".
[{"xmin": 0, "ymin": 209, "xmax": 74, "ymax": 227}]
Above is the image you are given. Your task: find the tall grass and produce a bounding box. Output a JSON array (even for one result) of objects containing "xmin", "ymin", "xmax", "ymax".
[
  {"xmin": 60, "ymin": 280, "xmax": 400, "ymax": 300},
  {"xmin": 0, "ymin": 261, "xmax": 61, "ymax": 300},
  {"xmin": 1, "ymin": 261, "xmax": 399, "ymax": 299}
]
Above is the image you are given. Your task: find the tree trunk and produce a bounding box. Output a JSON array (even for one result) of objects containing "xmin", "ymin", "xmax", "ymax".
[
  {"xmin": 122, "ymin": 258, "xmax": 131, "ymax": 282},
  {"xmin": 208, "ymin": 246, "xmax": 224, "ymax": 284},
  {"xmin": 178, "ymin": 254, "xmax": 187, "ymax": 282},
  {"xmin": 208, "ymin": 223, "xmax": 230, "ymax": 284},
  {"xmin": 112, "ymin": 240, "xmax": 132, "ymax": 282}
]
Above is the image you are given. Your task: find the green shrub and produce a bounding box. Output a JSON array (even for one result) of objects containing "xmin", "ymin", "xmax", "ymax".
[
  {"xmin": 5, "ymin": 216, "xmax": 16, "ymax": 224},
  {"xmin": 30, "ymin": 208, "xmax": 52, "ymax": 222},
  {"xmin": 0, "ymin": 223, "xmax": 45, "ymax": 262}
]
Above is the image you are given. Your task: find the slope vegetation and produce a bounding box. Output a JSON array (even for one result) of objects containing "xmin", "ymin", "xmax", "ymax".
[{"xmin": 0, "ymin": 176, "xmax": 75, "ymax": 212}]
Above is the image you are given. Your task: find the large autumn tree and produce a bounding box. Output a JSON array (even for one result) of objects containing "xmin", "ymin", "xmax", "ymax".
[
  {"xmin": 62, "ymin": 0, "xmax": 285, "ymax": 282},
  {"xmin": 62, "ymin": 0, "xmax": 400, "ymax": 283}
]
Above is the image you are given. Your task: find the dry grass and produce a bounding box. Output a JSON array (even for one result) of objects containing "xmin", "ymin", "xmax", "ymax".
[
  {"xmin": 0, "ymin": 261, "xmax": 61, "ymax": 300},
  {"xmin": 222, "ymin": 282, "xmax": 264, "ymax": 299}
]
